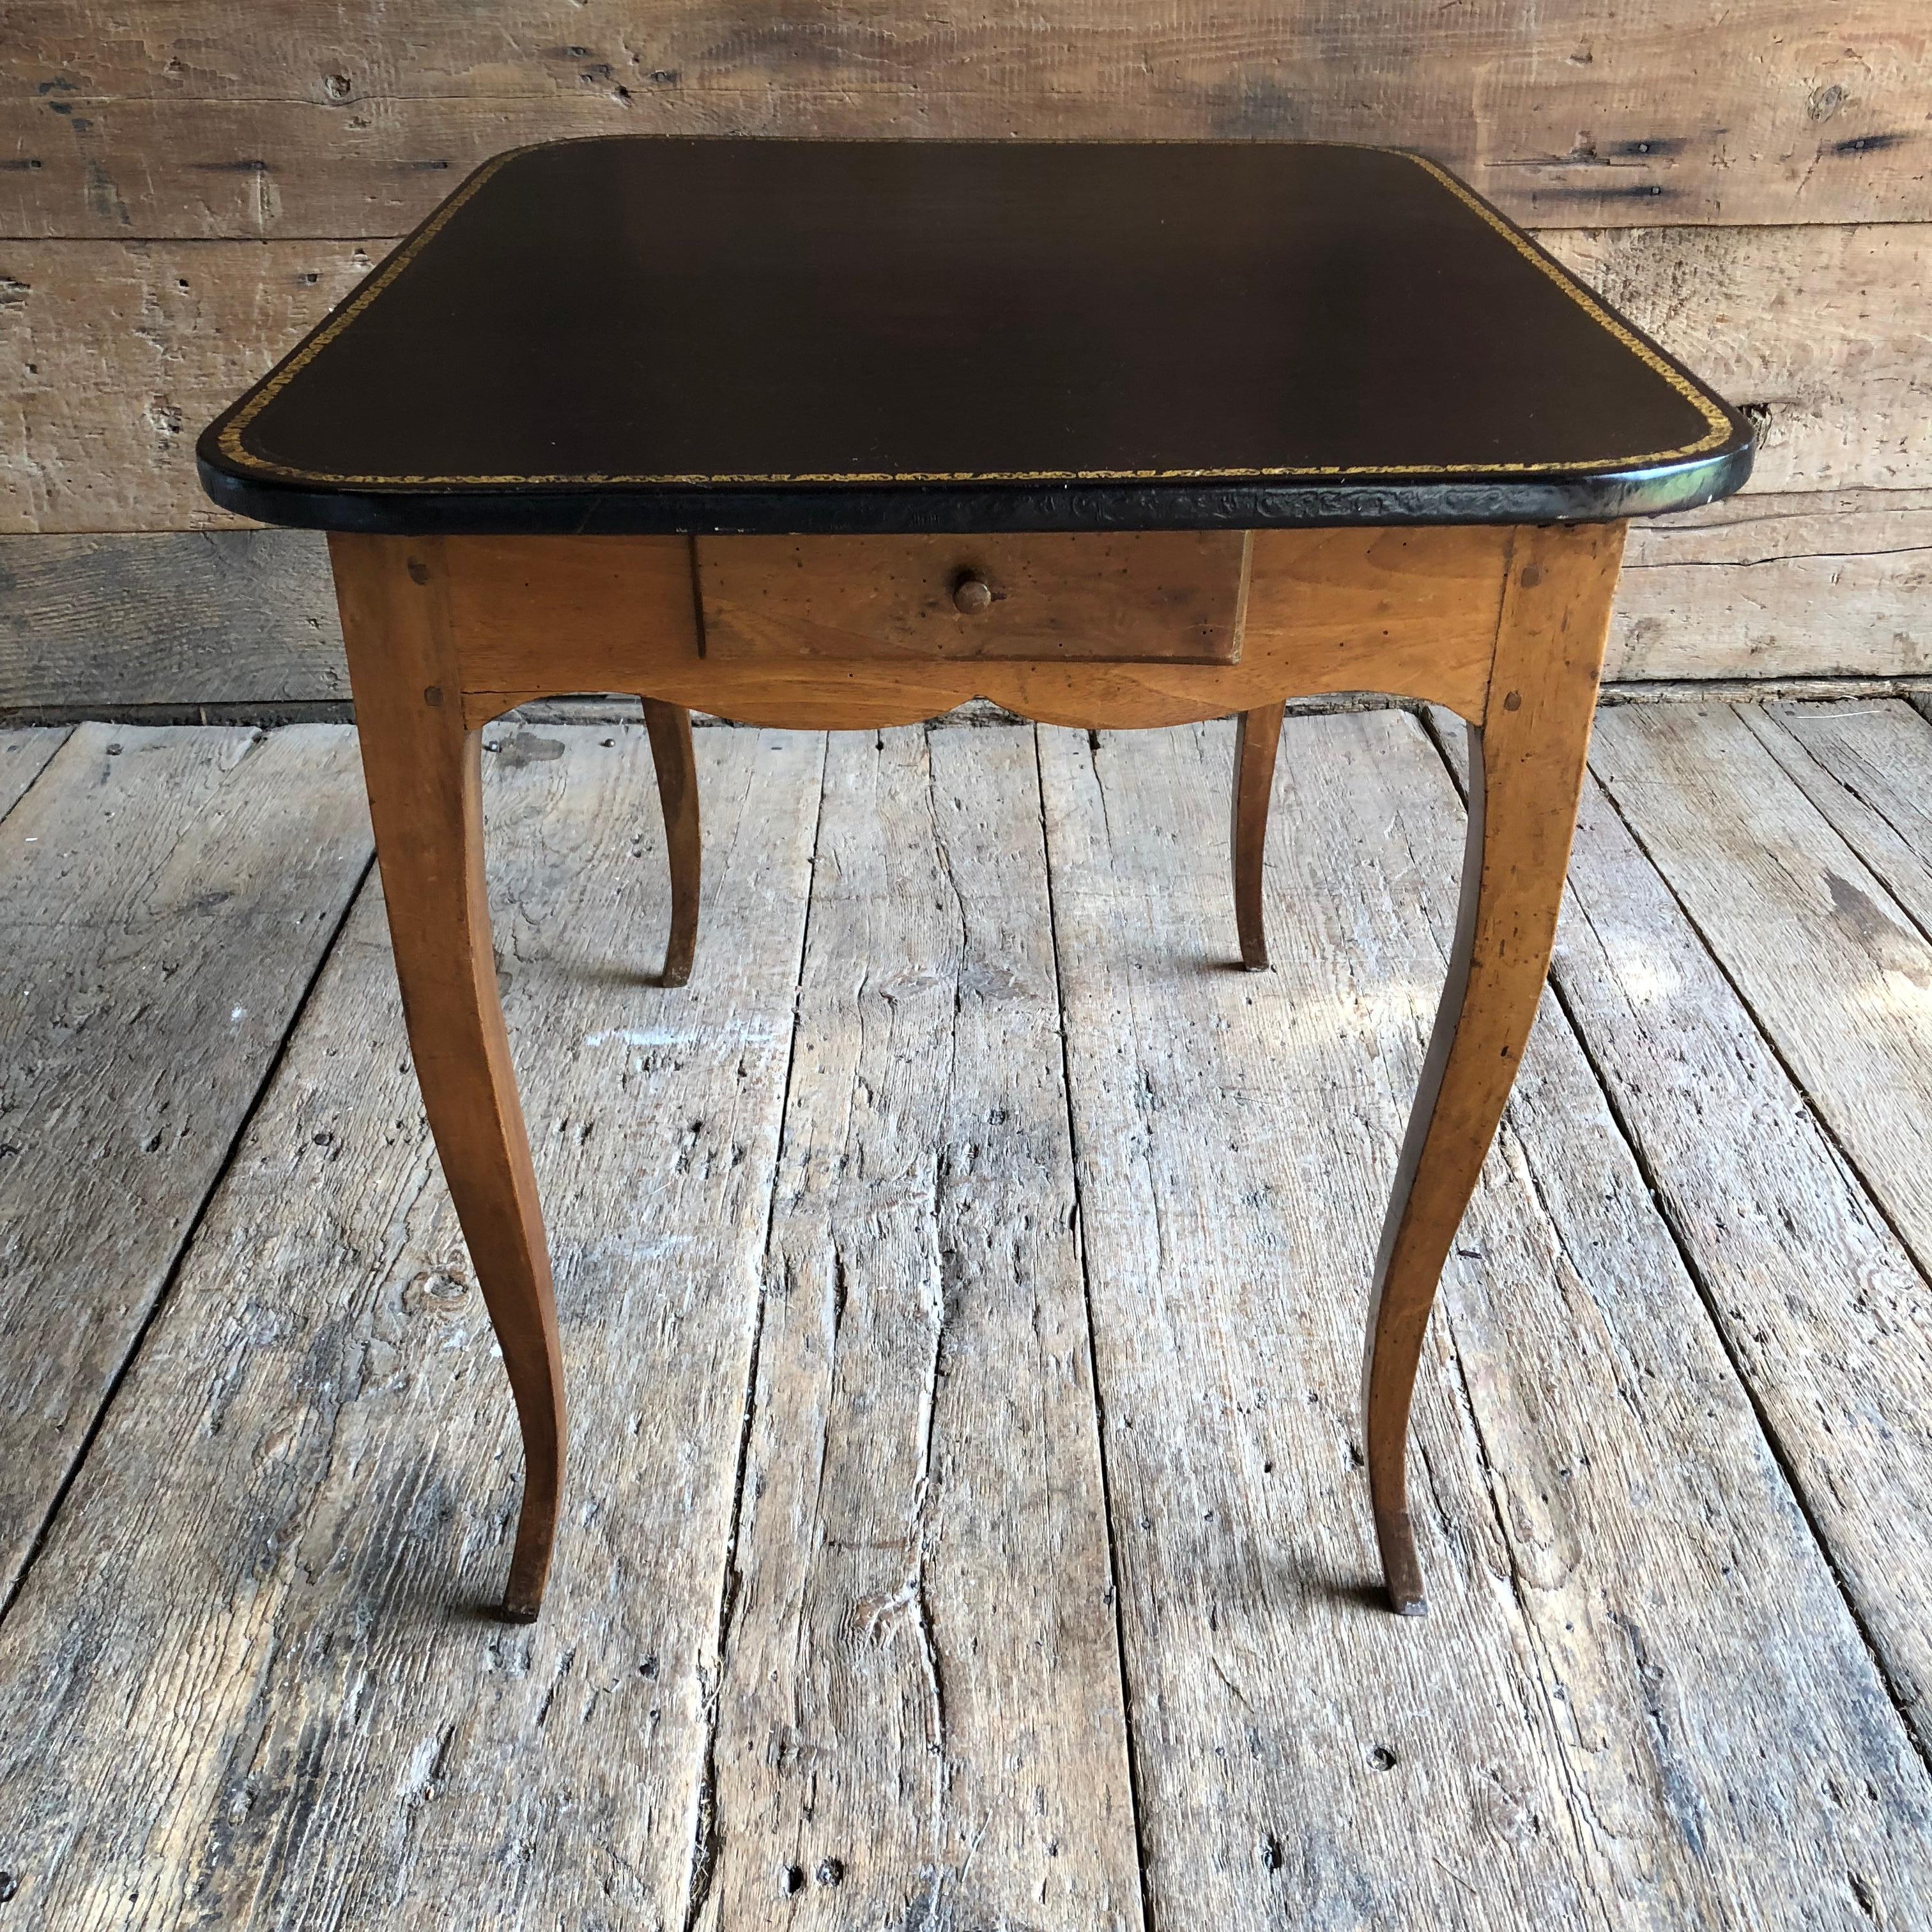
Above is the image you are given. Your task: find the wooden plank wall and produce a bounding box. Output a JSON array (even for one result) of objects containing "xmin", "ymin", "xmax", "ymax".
[{"xmin": 1, "ymin": 1, "xmax": 1927, "ymax": 709}]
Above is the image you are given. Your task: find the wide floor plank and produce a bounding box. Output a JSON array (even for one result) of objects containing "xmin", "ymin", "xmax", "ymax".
[
  {"xmin": 0, "ymin": 721, "xmax": 371, "ymax": 1598},
  {"xmin": 0, "ymin": 723, "xmax": 821, "ymax": 1929},
  {"xmin": 1744, "ymin": 699, "xmax": 1932, "ymax": 941},
  {"xmin": 703, "ymin": 727, "xmax": 1140, "ymax": 1931},
  {"xmin": 1591, "ymin": 703, "xmax": 1932, "ymax": 1283},
  {"xmin": 1431, "ymin": 712, "xmax": 1932, "ymax": 1760},
  {"xmin": 1042, "ymin": 715, "xmax": 1932, "ymax": 1929},
  {"xmin": 0, "ymin": 724, "xmax": 68, "ymax": 818}
]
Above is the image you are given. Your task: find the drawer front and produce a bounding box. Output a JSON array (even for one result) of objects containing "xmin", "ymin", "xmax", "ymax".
[{"xmin": 696, "ymin": 531, "xmax": 1250, "ymax": 664}]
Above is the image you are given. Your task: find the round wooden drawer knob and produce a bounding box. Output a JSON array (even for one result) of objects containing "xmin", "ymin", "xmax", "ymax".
[{"xmin": 953, "ymin": 571, "xmax": 995, "ymax": 615}]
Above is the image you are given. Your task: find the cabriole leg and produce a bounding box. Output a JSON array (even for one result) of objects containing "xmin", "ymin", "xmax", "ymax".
[
  {"xmin": 641, "ymin": 697, "xmax": 701, "ymax": 987},
  {"xmin": 1361, "ymin": 521, "xmax": 1625, "ymax": 1614},
  {"xmin": 330, "ymin": 533, "xmax": 566, "ymax": 1621},
  {"xmin": 1232, "ymin": 702, "xmax": 1285, "ymax": 970}
]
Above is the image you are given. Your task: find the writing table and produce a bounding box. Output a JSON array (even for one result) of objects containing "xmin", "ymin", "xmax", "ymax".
[{"xmin": 201, "ymin": 137, "xmax": 1752, "ymax": 1621}]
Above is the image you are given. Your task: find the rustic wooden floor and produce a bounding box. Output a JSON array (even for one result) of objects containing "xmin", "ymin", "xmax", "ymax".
[{"xmin": 1, "ymin": 700, "xmax": 1930, "ymax": 1930}]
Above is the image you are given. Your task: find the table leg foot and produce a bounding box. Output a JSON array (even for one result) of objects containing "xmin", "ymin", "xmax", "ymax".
[
  {"xmin": 642, "ymin": 698, "xmax": 700, "ymax": 988},
  {"xmin": 1373, "ymin": 1508, "xmax": 1429, "ymax": 1616},
  {"xmin": 501, "ymin": 1496, "xmax": 558, "ymax": 1621},
  {"xmin": 1232, "ymin": 702, "xmax": 1285, "ymax": 970}
]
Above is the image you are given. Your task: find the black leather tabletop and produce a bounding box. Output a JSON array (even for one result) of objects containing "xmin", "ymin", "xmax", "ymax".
[{"xmin": 199, "ymin": 139, "xmax": 1752, "ymax": 535}]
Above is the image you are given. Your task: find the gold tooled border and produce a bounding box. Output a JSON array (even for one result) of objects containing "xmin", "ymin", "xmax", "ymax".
[{"xmin": 215, "ymin": 141, "xmax": 1736, "ymax": 490}]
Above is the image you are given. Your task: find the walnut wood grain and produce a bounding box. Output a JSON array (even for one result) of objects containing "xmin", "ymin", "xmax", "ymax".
[
  {"xmin": 1231, "ymin": 702, "xmax": 1285, "ymax": 970},
  {"xmin": 1361, "ymin": 519, "xmax": 1625, "ymax": 1614},
  {"xmin": 640, "ymin": 696, "xmax": 700, "ymax": 987},
  {"xmin": 695, "ymin": 530, "xmax": 1250, "ymax": 664},
  {"xmin": 449, "ymin": 526, "xmax": 1509, "ymax": 728},
  {"xmin": 322, "ymin": 514, "xmax": 1625, "ymax": 1621},
  {"xmin": 329, "ymin": 530, "xmax": 565, "ymax": 1620}
]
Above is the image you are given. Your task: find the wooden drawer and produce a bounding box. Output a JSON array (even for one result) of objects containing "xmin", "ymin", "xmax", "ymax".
[{"xmin": 695, "ymin": 531, "xmax": 1250, "ymax": 664}]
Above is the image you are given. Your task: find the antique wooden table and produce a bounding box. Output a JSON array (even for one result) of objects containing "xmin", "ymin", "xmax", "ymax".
[{"xmin": 201, "ymin": 137, "xmax": 1751, "ymax": 1623}]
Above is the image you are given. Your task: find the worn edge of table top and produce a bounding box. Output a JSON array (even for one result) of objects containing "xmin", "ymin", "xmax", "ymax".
[{"xmin": 196, "ymin": 137, "xmax": 1755, "ymax": 537}]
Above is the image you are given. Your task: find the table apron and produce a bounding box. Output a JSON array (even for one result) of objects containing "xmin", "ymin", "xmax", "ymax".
[{"xmin": 325, "ymin": 524, "xmax": 1609, "ymax": 733}]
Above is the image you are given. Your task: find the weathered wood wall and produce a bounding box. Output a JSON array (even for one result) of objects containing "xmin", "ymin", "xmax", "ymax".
[{"xmin": 1, "ymin": 2, "xmax": 1927, "ymax": 707}]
